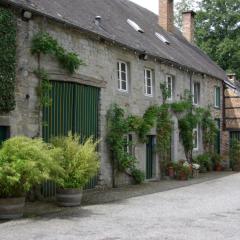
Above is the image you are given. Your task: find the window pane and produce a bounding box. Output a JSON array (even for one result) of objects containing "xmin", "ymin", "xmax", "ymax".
[
  {"xmin": 121, "ymin": 72, "xmax": 126, "ymax": 81},
  {"xmin": 147, "ymin": 78, "xmax": 151, "ymax": 87},
  {"xmin": 147, "ymin": 70, "xmax": 151, "ymax": 79},
  {"xmin": 167, "ymin": 78, "xmax": 172, "ymax": 98},
  {"xmin": 122, "ymin": 80, "xmax": 127, "ymax": 90},
  {"xmin": 148, "ymin": 87, "xmax": 152, "ymax": 95},
  {"xmin": 121, "ymin": 63, "xmax": 126, "ymax": 72}
]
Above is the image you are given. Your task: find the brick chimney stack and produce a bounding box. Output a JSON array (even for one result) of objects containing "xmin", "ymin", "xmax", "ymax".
[
  {"xmin": 182, "ymin": 11, "xmax": 196, "ymax": 43},
  {"xmin": 159, "ymin": 0, "xmax": 174, "ymax": 32},
  {"xmin": 227, "ymin": 73, "xmax": 237, "ymax": 84}
]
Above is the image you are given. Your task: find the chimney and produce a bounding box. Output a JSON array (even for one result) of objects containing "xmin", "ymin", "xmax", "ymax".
[
  {"xmin": 227, "ymin": 73, "xmax": 237, "ymax": 84},
  {"xmin": 159, "ymin": 0, "xmax": 174, "ymax": 32},
  {"xmin": 182, "ymin": 10, "xmax": 196, "ymax": 43}
]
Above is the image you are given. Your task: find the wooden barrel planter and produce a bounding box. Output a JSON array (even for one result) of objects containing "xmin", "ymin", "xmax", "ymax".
[
  {"xmin": 0, "ymin": 197, "xmax": 25, "ymax": 220},
  {"xmin": 56, "ymin": 189, "xmax": 83, "ymax": 207}
]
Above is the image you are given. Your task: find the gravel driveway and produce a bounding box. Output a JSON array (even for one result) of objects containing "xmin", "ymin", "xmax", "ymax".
[{"xmin": 1, "ymin": 173, "xmax": 240, "ymax": 240}]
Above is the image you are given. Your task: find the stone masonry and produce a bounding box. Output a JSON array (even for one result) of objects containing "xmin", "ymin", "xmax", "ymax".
[{"xmin": 0, "ymin": 8, "xmax": 224, "ymax": 187}]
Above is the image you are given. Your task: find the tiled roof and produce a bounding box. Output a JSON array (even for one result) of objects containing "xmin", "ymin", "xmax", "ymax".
[{"xmin": 3, "ymin": 0, "xmax": 227, "ymax": 81}]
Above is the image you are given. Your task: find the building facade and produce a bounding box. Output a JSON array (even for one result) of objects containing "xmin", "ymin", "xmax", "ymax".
[{"xmin": 0, "ymin": 0, "xmax": 227, "ymax": 187}]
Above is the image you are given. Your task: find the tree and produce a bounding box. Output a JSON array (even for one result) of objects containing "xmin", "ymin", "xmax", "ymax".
[
  {"xmin": 195, "ymin": 0, "xmax": 240, "ymax": 78},
  {"xmin": 174, "ymin": 0, "xmax": 198, "ymax": 29}
]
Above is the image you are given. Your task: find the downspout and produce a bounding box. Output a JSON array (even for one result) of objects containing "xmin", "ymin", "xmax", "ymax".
[{"xmin": 222, "ymin": 81, "xmax": 226, "ymax": 131}]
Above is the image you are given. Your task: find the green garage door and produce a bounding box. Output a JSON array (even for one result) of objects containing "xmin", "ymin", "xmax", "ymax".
[
  {"xmin": 146, "ymin": 135, "xmax": 155, "ymax": 180},
  {"xmin": 42, "ymin": 81, "xmax": 100, "ymax": 197},
  {"xmin": 42, "ymin": 81, "xmax": 99, "ymax": 141},
  {"xmin": 0, "ymin": 126, "xmax": 9, "ymax": 146}
]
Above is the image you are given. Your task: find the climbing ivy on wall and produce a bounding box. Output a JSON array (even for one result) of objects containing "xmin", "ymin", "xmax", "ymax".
[
  {"xmin": 107, "ymin": 84, "xmax": 218, "ymax": 183},
  {"xmin": 31, "ymin": 32, "xmax": 85, "ymax": 107},
  {"xmin": 0, "ymin": 7, "xmax": 16, "ymax": 113}
]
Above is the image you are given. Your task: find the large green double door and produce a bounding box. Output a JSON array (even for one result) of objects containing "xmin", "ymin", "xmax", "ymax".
[
  {"xmin": 43, "ymin": 81, "xmax": 99, "ymax": 142},
  {"xmin": 42, "ymin": 81, "xmax": 100, "ymax": 195}
]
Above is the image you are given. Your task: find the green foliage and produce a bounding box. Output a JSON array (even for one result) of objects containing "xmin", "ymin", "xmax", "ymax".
[
  {"xmin": 229, "ymin": 139, "xmax": 240, "ymax": 170},
  {"xmin": 171, "ymin": 101, "xmax": 191, "ymax": 113},
  {"xmin": 201, "ymin": 109, "xmax": 218, "ymax": 152},
  {"xmin": 193, "ymin": 153, "xmax": 212, "ymax": 172},
  {"xmin": 31, "ymin": 32, "xmax": 84, "ymax": 74},
  {"xmin": 0, "ymin": 7, "xmax": 16, "ymax": 113},
  {"xmin": 173, "ymin": 161, "xmax": 191, "ymax": 179},
  {"xmin": 107, "ymin": 104, "xmax": 145, "ymax": 183},
  {"xmin": 195, "ymin": 0, "xmax": 240, "ymax": 78},
  {"xmin": 34, "ymin": 69, "xmax": 52, "ymax": 107},
  {"xmin": 131, "ymin": 168, "xmax": 145, "ymax": 184},
  {"xmin": 174, "ymin": 0, "xmax": 198, "ymax": 29},
  {"xmin": 156, "ymin": 104, "xmax": 172, "ymax": 162},
  {"xmin": 137, "ymin": 105, "xmax": 159, "ymax": 142},
  {"xmin": 0, "ymin": 136, "xmax": 62, "ymax": 198},
  {"xmin": 160, "ymin": 83, "xmax": 170, "ymax": 103},
  {"xmin": 51, "ymin": 133, "xmax": 100, "ymax": 189},
  {"xmin": 211, "ymin": 153, "xmax": 222, "ymax": 167}
]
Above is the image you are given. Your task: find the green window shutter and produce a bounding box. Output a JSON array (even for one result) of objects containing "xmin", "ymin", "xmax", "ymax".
[{"xmin": 215, "ymin": 87, "xmax": 220, "ymax": 108}]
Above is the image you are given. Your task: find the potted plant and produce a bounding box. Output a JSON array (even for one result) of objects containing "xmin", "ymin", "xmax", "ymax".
[
  {"xmin": 194, "ymin": 153, "xmax": 212, "ymax": 173},
  {"xmin": 51, "ymin": 133, "xmax": 99, "ymax": 207},
  {"xmin": 0, "ymin": 136, "xmax": 62, "ymax": 219},
  {"xmin": 168, "ymin": 162, "xmax": 176, "ymax": 178},
  {"xmin": 174, "ymin": 161, "xmax": 191, "ymax": 181},
  {"xmin": 211, "ymin": 153, "xmax": 223, "ymax": 171},
  {"xmin": 192, "ymin": 163, "xmax": 200, "ymax": 177}
]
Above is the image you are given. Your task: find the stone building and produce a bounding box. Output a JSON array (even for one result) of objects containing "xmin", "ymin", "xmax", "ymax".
[
  {"xmin": 0, "ymin": 0, "xmax": 227, "ymax": 188},
  {"xmin": 222, "ymin": 74, "xmax": 240, "ymax": 160}
]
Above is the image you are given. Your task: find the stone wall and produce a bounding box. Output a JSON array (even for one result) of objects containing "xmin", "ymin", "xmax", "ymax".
[{"xmin": 0, "ymin": 10, "xmax": 224, "ymax": 187}]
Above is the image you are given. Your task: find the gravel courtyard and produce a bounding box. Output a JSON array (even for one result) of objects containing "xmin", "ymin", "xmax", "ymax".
[{"xmin": 1, "ymin": 173, "xmax": 240, "ymax": 240}]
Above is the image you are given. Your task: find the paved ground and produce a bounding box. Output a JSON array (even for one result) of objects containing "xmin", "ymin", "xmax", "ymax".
[{"xmin": 1, "ymin": 173, "xmax": 240, "ymax": 240}]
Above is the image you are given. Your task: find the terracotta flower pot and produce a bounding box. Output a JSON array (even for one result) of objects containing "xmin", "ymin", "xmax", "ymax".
[
  {"xmin": 56, "ymin": 188, "xmax": 83, "ymax": 207},
  {"xmin": 215, "ymin": 164, "xmax": 222, "ymax": 172},
  {"xmin": 179, "ymin": 172, "xmax": 188, "ymax": 181},
  {"xmin": 0, "ymin": 197, "xmax": 25, "ymax": 220},
  {"xmin": 168, "ymin": 167, "xmax": 174, "ymax": 178}
]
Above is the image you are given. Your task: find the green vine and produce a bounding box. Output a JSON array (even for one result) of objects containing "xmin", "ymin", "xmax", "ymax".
[
  {"xmin": 0, "ymin": 7, "xmax": 16, "ymax": 113},
  {"xmin": 34, "ymin": 69, "xmax": 52, "ymax": 107},
  {"xmin": 31, "ymin": 32, "xmax": 85, "ymax": 107},
  {"xmin": 31, "ymin": 32, "xmax": 84, "ymax": 74},
  {"xmin": 107, "ymin": 104, "xmax": 145, "ymax": 184}
]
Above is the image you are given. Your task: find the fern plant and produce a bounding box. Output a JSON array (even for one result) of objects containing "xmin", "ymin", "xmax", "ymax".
[
  {"xmin": 0, "ymin": 136, "xmax": 63, "ymax": 198},
  {"xmin": 51, "ymin": 133, "xmax": 100, "ymax": 189}
]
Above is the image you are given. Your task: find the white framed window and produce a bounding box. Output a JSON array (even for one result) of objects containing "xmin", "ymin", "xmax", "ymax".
[
  {"xmin": 193, "ymin": 126, "xmax": 199, "ymax": 151},
  {"xmin": 117, "ymin": 61, "xmax": 128, "ymax": 92},
  {"xmin": 124, "ymin": 134, "xmax": 133, "ymax": 154},
  {"xmin": 215, "ymin": 86, "xmax": 221, "ymax": 108},
  {"xmin": 144, "ymin": 68, "xmax": 153, "ymax": 97},
  {"xmin": 193, "ymin": 82, "xmax": 200, "ymax": 105},
  {"xmin": 166, "ymin": 75, "xmax": 173, "ymax": 101}
]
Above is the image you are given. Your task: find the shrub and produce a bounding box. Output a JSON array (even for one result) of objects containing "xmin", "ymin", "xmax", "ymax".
[
  {"xmin": 194, "ymin": 153, "xmax": 212, "ymax": 172},
  {"xmin": 211, "ymin": 153, "xmax": 222, "ymax": 168},
  {"xmin": 0, "ymin": 136, "xmax": 62, "ymax": 198},
  {"xmin": 230, "ymin": 139, "xmax": 240, "ymax": 171},
  {"xmin": 173, "ymin": 161, "xmax": 191, "ymax": 180},
  {"xmin": 131, "ymin": 168, "xmax": 145, "ymax": 184},
  {"xmin": 51, "ymin": 133, "xmax": 100, "ymax": 189}
]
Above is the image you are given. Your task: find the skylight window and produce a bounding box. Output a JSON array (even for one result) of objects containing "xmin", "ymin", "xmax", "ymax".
[
  {"xmin": 155, "ymin": 32, "xmax": 170, "ymax": 45},
  {"xmin": 127, "ymin": 19, "xmax": 144, "ymax": 33}
]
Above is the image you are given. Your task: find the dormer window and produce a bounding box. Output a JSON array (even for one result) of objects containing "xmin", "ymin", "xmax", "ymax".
[
  {"xmin": 155, "ymin": 32, "xmax": 170, "ymax": 44},
  {"xmin": 127, "ymin": 19, "xmax": 144, "ymax": 33}
]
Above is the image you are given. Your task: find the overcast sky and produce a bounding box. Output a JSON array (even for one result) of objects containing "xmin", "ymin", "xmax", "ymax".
[
  {"xmin": 130, "ymin": 0, "xmax": 159, "ymax": 14},
  {"xmin": 129, "ymin": 0, "xmax": 198, "ymax": 14}
]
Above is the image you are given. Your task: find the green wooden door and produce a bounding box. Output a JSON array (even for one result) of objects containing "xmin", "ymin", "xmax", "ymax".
[
  {"xmin": 0, "ymin": 126, "xmax": 9, "ymax": 146},
  {"xmin": 42, "ymin": 81, "xmax": 100, "ymax": 196},
  {"xmin": 214, "ymin": 119, "xmax": 221, "ymax": 154},
  {"xmin": 146, "ymin": 136, "xmax": 155, "ymax": 179}
]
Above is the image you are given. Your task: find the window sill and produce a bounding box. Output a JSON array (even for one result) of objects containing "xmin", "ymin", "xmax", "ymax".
[{"xmin": 214, "ymin": 106, "xmax": 221, "ymax": 110}]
